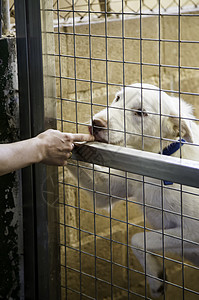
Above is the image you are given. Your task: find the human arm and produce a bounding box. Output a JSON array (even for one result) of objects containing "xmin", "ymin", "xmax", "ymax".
[{"xmin": 0, "ymin": 129, "xmax": 94, "ymax": 176}]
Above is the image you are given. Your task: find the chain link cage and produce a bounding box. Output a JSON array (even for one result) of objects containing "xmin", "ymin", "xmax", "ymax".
[{"xmin": 52, "ymin": 0, "xmax": 199, "ymax": 23}]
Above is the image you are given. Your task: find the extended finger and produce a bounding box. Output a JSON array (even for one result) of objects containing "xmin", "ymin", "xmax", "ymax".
[{"xmin": 71, "ymin": 133, "xmax": 94, "ymax": 142}]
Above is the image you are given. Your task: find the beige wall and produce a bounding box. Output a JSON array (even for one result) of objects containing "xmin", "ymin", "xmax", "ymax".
[{"xmin": 56, "ymin": 13, "xmax": 199, "ymax": 299}]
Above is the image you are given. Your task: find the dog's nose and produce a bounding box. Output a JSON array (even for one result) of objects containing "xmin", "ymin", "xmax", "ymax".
[{"xmin": 88, "ymin": 118, "xmax": 107, "ymax": 135}]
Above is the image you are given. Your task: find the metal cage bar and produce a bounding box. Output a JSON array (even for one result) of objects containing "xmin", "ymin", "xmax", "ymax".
[
  {"xmin": 15, "ymin": 1, "xmax": 60, "ymax": 299},
  {"xmin": 72, "ymin": 142, "xmax": 199, "ymax": 189}
]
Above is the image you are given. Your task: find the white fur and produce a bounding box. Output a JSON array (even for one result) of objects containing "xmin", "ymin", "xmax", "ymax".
[{"xmin": 68, "ymin": 83, "xmax": 199, "ymax": 297}]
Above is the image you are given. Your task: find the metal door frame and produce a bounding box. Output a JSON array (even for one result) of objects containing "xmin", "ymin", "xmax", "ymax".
[{"xmin": 14, "ymin": 1, "xmax": 60, "ymax": 299}]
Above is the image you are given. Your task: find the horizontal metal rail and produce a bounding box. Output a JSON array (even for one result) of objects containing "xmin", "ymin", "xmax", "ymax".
[{"xmin": 72, "ymin": 142, "xmax": 199, "ymax": 189}]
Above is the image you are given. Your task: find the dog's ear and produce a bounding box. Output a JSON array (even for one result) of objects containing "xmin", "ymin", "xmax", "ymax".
[{"xmin": 167, "ymin": 117, "xmax": 193, "ymax": 143}]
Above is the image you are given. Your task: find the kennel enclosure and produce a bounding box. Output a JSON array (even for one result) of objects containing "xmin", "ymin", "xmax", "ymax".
[{"xmin": 12, "ymin": 0, "xmax": 199, "ymax": 299}]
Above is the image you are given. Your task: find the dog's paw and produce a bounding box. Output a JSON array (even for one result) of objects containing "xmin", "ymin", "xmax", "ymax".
[
  {"xmin": 149, "ymin": 271, "xmax": 167, "ymax": 298},
  {"xmin": 149, "ymin": 270, "xmax": 167, "ymax": 298}
]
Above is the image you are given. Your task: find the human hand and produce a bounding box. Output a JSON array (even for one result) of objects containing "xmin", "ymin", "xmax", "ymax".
[{"xmin": 36, "ymin": 129, "xmax": 94, "ymax": 166}]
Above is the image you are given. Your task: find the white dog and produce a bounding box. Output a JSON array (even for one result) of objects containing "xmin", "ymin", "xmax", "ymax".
[{"xmin": 68, "ymin": 83, "xmax": 199, "ymax": 297}]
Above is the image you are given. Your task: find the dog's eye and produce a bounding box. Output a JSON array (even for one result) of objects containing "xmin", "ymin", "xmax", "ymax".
[
  {"xmin": 115, "ymin": 95, "xmax": 120, "ymax": 102},
  {"xmin": 134, "ymin": 108, "xmax": 148, "ymax": 117}
]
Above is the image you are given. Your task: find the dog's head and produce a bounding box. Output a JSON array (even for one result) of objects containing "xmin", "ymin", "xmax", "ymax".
[{"xmin": 89, "ymin": 83, "xmax": 194, "ymax": 152}]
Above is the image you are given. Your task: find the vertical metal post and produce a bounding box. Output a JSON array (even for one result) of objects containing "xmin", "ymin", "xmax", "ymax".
[
  {"xmin": 0, "ymin": 0, "xmax": 2, "ymax": 37},
  {"xmin": 2, "ymin": 0, "xmax": 10, "ymax": 35},
  {"xmin": 14, "ymin": 0, "xmax": 58, "ymax": 299},
  {"xmin": 14, "ymin": 1, "xmax": 36, "ymax": 298},
  {"xmin": 40, "ymin": 0, "xmax": 60, "ymax": 298}
]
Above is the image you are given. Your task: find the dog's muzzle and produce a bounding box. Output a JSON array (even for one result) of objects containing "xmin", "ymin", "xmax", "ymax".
[{"xmin": 88, "ymin": 118, "xmax": 108, "ymax": 142}]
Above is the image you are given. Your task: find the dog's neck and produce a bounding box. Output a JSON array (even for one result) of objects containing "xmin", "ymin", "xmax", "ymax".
[
  {"xmin": 142, "ymin": 138, "xmax": 186, "ymax": 157},
  {"xmin": 160, "ymin": 139, "xmax": 186, "ymax": 185}
]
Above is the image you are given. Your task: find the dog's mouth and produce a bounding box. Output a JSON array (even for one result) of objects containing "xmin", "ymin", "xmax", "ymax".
[
  {"xmin": 88, "ymin": 125, "xmax": 108, "ymax": 143},
  {"xmin": 95, "ymin": 134, "xmax": 126, "ymax": 146},
  {"xmin": 94, "ymin": 135, "xmax": 108, "ymax": 143},
  {"xmin": 88, "ymin": 125, "xmax": 124, "ymax": 145}
]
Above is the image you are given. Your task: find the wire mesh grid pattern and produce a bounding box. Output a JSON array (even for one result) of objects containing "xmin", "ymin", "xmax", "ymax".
[
  {"xmin": 51, "ymin": 0, "xmax": 199, "ymax": 23},
  {"xmin": 41, "ymin": 1, "xmax": 199, "ymax": 299}
]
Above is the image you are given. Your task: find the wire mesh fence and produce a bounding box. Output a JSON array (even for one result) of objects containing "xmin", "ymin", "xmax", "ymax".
[
  {"xmin": 40, "ymin": 0, "xmax": 199, "ymax": 299},
  {"xmin": 52, "ymin": 0, "xmax": 199, "ymax": 23}
]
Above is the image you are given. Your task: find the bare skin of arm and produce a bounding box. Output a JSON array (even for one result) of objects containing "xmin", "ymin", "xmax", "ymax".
[{"xmin": 0, "ymin": 129, "xmax": 94, "ymax": 176}]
